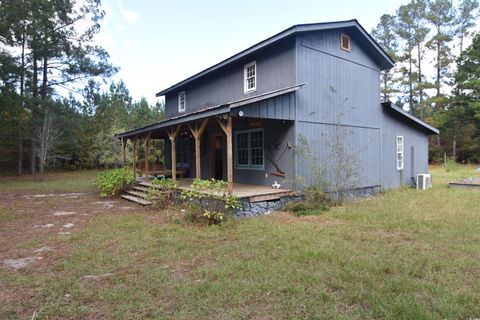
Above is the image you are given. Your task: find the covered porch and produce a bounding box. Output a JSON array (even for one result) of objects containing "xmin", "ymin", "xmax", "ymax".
[{"xmin": 115, "ymin": 86, "xmax": 300, "ymax": 200}]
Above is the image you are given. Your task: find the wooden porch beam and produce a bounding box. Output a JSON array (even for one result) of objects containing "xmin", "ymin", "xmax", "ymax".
[
  {"xmin": 166, "ymin": 125, "xmax": 182, "ymax": 182},
  {"xmin": 216, "ymin": 116, "xmax": 233, "ymax": 193},
  {"xmin": 187, "ymin": 119, "xmax": 208, "ymax": 179}
]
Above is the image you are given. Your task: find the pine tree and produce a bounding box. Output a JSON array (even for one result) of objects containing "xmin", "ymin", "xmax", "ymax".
[
  {"xmin": 372, "ymin": 14, "xmax": 399, "ymax": 101},
  {"xmin": 454, "ymin": 0, "xmax": 479, "ymax": 54}
]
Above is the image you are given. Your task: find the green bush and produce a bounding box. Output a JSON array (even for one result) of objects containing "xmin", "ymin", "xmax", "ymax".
[
  {"xmin": 284, "ymin": 185, "xmax": 330, "ymax": 216},
  {"xmin": 95, "ymin": 167, "xmax": 134, "ymax": 197},
  {"xmin": 179, "ymin": 179, "xmax": 241, "ymax": 225},
  {"xmin": 146, "ymin": 178, "xmax": 179, "ymax": 208}
]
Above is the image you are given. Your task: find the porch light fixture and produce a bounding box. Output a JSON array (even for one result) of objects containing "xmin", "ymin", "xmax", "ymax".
[{"xmin": 238, "ymin": 110, "xmax": 244, "ymax": 117}]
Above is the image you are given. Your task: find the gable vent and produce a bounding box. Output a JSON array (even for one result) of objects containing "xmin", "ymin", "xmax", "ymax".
[{"xmin": 341, "ymin": 33, "xmax": 351, "ymax": 52}]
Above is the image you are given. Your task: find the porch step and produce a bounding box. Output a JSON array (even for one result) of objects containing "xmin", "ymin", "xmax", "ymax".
[
  {"xmin": 125, "ymin": 190, "xmax": 150, "ymax": 199},
  {"xmin": 133, "ymin": 186, "xmax": 150, "ymax": 192},
  {"xmin": 121, "ymin": 194, "xmax": 152, "ymax": 206}
]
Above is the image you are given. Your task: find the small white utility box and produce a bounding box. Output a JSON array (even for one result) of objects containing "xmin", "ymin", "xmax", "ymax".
[{"xmin": 417, "ymin": 174, "xmax": 432, "ymax": 190}]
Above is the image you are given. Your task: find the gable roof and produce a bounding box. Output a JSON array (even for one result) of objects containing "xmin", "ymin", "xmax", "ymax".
[
  {"xmin": 381, "ymin": 101, "xmax": 439, "ymax": 135},
  {"xmin": 155, "ymin": 19, "xmax": 395, "ymax": 97}
]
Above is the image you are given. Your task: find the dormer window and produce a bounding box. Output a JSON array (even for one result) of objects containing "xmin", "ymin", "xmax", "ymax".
[
  {"xmin": 178, "ymin": 91, "xmax": 186, "ymax": 113},
  {"xmin": 244, "ymin": 61, "xmax": 256, "ymax": 93},
  {"xmin": 341, "ymin": 33, "xmax": 351, "ymax": 52}
]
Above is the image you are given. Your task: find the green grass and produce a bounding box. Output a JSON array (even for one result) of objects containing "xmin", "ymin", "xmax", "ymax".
[
  {"xmin": 1, "ymin": 166, "xmax": 480, "ymax": 319},
  {"xmin": 0, "ymin": 170, "xmax": 99, "ymax": 193}
]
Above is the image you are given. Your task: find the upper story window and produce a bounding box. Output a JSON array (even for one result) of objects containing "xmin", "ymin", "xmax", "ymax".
[
  {"xmin": 341, "ymin": 33, "xmax": 351, "ymax": 52},
  {"xmin": 178, "ymin": 91, "xmax": 186, "ymax": 113},
  {"xmin": 396, "ymin": 136, "xmax": 404, "ymax": 171},
  {"xmin": 235, "ymin": 128, "xmax": 264, "ymax": 170},
  {"xmin": 244, "ymin": 61, "xmax": 256, "ymax": 93}
]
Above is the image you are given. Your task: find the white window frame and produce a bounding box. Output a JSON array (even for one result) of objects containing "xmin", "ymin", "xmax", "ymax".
[
  {"xmin": 244, "ymin": 61, "xmax": 256, "ymax": 93},
  {"xmin": 396, "ymin": 136, "xmax": 404, "ymax": 171},
  {"xmin": 178, "ymin": 91, "xmax": 186, "ymax": 113},
  {"xmin": 234, "ymin": 128, "xmax": 264, "ymax": 170},
  {"xmin": 341, "ymin": 33, "xmax": 351, "ymax": 52}
]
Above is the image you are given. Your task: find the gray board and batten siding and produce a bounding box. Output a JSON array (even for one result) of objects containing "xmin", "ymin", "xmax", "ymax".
[{"xmin": 294, "ymin": 28, "xmax": 384, "ymax": 190}]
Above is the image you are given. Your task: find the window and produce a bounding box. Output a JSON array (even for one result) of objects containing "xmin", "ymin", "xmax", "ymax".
[
  {"xmin": 396, "ymin": 136, "xmax": 404, "ymax": 170},
  {"xmin": 244, "ymin": 61, "xmax": 256, "ymax": 93},
  {"xmin": 341, "ymin": 33, "xmax": 351, "ymax": 52},
  {"xmin": 176, "ymin": 138, "xmax": 190, "ymax": 168},
  {"xmin": 178, "ymin": 91, "xmax": 186, "ymax": 113},
  {"xmin": 235, "ymin": 129, "xmax": 264, "ymax": 169}
]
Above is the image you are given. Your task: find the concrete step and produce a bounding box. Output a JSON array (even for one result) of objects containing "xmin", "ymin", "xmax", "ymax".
[{"xmin": 121, "ymin": 194, "xmax": 152, "ymax": 206}]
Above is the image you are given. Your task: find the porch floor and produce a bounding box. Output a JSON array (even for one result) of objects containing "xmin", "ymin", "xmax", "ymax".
[{"xmin": 140, "ymin": 178, "xmax": 295, "ymax": 202}]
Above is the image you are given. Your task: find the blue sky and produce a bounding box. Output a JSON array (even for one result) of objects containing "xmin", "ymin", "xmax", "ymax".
[{"xmin": 96, "ymin": 0, "xmax": 409, "ymax": 104}]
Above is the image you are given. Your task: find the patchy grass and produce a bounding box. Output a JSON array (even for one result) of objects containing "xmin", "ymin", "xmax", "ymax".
[
  {"xmin": 0, "ymin": 170, "xmax": 99, "ymax": 193},
  {"xmin": 1, "ymin": 166, "xmax": 480, "ymax": 319}
]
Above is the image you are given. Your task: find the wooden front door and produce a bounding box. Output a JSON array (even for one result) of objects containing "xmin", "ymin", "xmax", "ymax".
[{"xmin": 210, "ymin": 133, "xmax": 224, "ymax": 180}]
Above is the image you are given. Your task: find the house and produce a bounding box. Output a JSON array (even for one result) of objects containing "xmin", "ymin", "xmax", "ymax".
[{"xmin": 115, "ymin": 19, "xmax": 438, "ymax": 206}]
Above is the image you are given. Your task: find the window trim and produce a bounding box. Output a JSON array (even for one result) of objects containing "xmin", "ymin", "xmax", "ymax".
[
  {"xmin": 341, "ymin": 33, "xmax": 351, "ymax": 52},
  {"xmin": 234, "ymin": 128, "xmax": 264, "ymax": 170},
  {"xmin": 243, "ymin": 61, "xmax": 257, "ymax": 94},
  {"xmin": 178, "ymin": 91, "xmax": 186, "ymax": 113},
  {"xmin": 396, "ymin": 136, "xmax": 404, "ymax": 171}
]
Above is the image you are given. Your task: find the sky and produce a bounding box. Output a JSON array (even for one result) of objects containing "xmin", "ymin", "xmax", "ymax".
[{"xmin": 95, "ymin": 0, "xmax": 410, "ymax": 105}]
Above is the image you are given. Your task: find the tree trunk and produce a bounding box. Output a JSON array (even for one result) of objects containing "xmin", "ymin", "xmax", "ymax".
[
  {"xmin": 408, "ymin": 51, "xmax": 414, "ymax": 112},
  {"xmin": 39, "ymin": 46, "xmax": 49, "ymax": 181},
  {"xmin": 17, "ymin": 32, "xmax": 26, "ymax": 176},
  {"xmin": 436, "ymin": 41, "xmax": 441, "ymax": 97},
  {"xmin": 417, "ymin": 43, "xmax": 423, "ymax": 119},
  {"xmin": 30, "ymin": 49, "xmax": 38, "ymax": 175}
]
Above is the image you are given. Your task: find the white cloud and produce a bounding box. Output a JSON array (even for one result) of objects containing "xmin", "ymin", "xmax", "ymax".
[{"xmin": 118, "ymin": 1, "xmax": 139, "ymax": 25}]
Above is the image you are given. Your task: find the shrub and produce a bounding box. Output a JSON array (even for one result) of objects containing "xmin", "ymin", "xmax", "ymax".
[
  {"xmin": 283, "ymin": 185, "xmax": 329, "ymax": 216},
  {"xmin": 96, "ymin": 167, "xmax": 134, "ymax": 197},
  {"xmin": 445, "ymin": 158, "xmax": 459, "ymax": 172},
  {"xmin": 179, "ymin": 179, "xmax": 241, "ymax": 225},
  {"xmin": 146, "ymin": 178, "xmax": 179, "ymax": 209}
]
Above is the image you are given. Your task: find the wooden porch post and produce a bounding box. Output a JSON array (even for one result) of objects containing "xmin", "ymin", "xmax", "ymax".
[
  {"xmin": 143, "ymin": 132, "xmax": 151, "ymax": 179},
  {"xmin": 187, "ymin": 119, "xmax": 208, "ymax": 179},
  {"xmin": 122, "ymin": 138, "xmax": 126, "ymax": 167},
  {"xmin": 132, "ymin": 137, "xmax": 137, "ymax": 179},
  {"xmin": 216, "ymin": 116, "xmax": 233, "ymax": 193},
  {"xmin": 166, "ymin": 125, "xmax": 181, "ymax": 182}
]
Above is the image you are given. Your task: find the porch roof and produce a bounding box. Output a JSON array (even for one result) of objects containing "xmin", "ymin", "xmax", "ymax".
[
  {"xmin": 381, "ymin": 101, "xmax": 439, "ymax": 135},
  {"xmin": 114, "ymin": 84, "xmax": 303, "ymax": 139}
]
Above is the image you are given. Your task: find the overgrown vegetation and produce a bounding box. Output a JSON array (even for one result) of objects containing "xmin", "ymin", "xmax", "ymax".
[
  {"xmin": 95, "ymin": 167, "xmax": 134, "ymax": 197},
  {"xmin": 146, "ymin": 178, "xmax": 179, "ymax": 208},
  {"xmin": 179, "ymin": 179, "xmax": 241, "ymax": 224},
  {"xmin": 283, "ymin": 186, "xmax": 330, "ymax": 216}
]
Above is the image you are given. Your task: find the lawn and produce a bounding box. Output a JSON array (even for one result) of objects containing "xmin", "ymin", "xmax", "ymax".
[{"xmin": 1, "ymin": 165, "xmax": 480, "ymax": 319}]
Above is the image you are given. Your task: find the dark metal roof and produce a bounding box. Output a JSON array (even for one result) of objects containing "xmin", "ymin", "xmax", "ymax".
[
  {"xmin": 381, "ymin": 101, "xmax": 439, "ymax": 135},
  {"xmin": 116, "ymin": 84, "xmax": 304, "ymax": 139},
  {"xmin": 155, "ymin": 19, "xmax": 394, "ymax": 97}
]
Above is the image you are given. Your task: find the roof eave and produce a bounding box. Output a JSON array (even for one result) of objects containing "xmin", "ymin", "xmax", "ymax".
[{"xmin": 382, "ymin": 102, "xmax": 439, "ymax": 135}]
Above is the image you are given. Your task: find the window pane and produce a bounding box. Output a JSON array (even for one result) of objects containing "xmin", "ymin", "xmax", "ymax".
[
  {"xmin": 251, "ymin": 148, "xmax": 263, "ymax": 166},
  {"xmin": 237, "ymin": 133, "xmax": 248, "ymax": 148},
  {"xmin": 250, "ymin": 131, "xmax": 263, "ymax": 148},
  {"xmin": 238, "ymin": 149, "xmax": 249, "ymax": 165}
]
